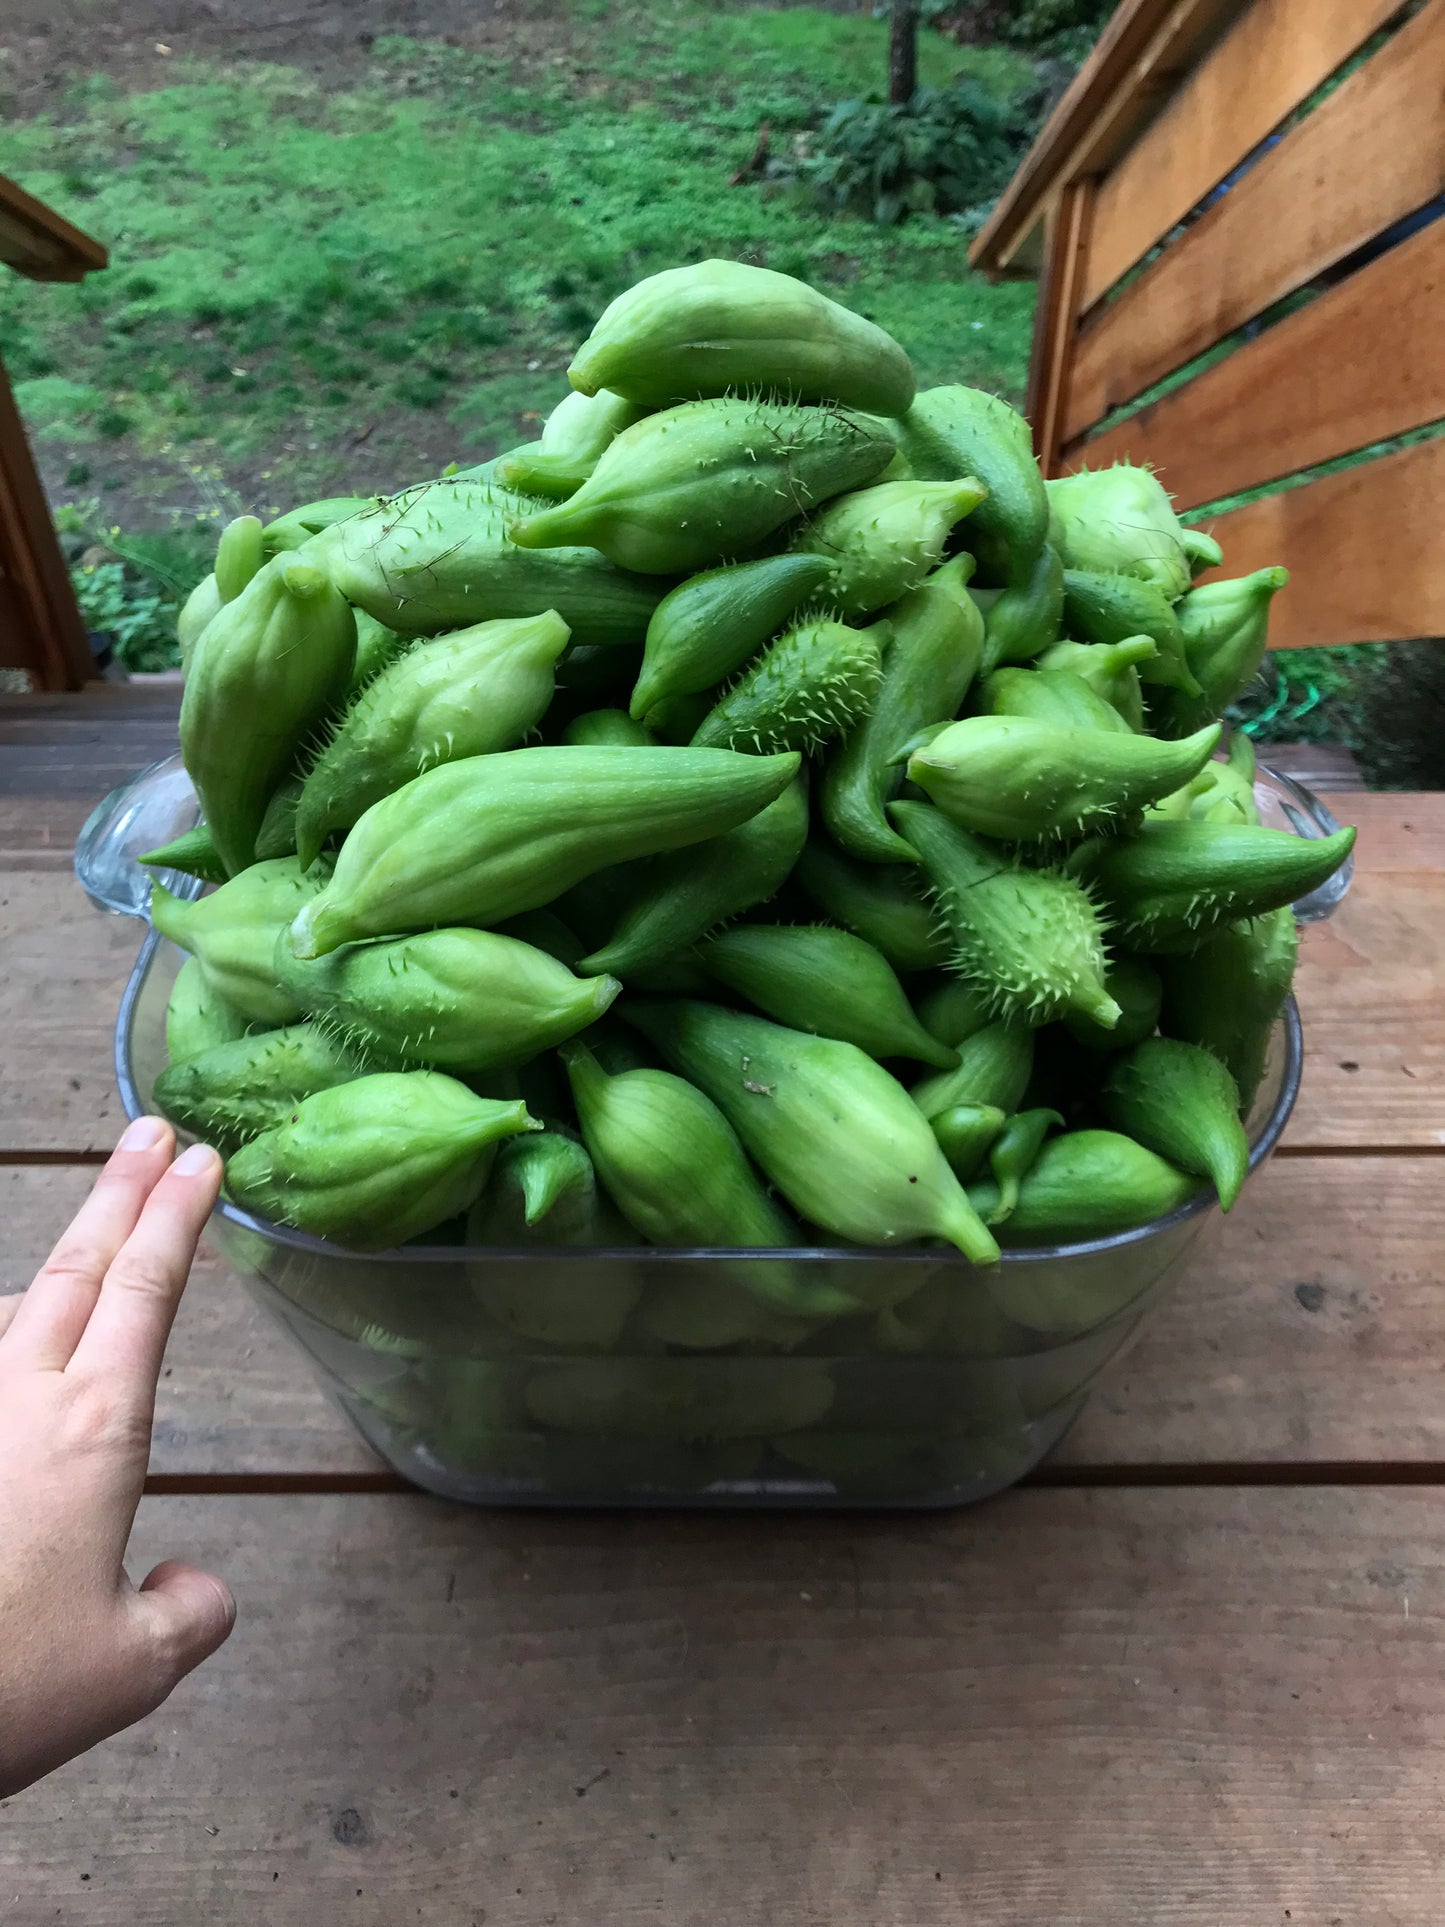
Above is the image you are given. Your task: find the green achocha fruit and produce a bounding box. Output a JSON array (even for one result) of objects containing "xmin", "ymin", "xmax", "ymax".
[
  {"xmin": 225, "ymin": 1072, "xmax": 539, "ymax": 1250},
  {"xmin": 906, "ymin": 715, "xmax": 1221, "ymax": 841},
  {"xmin": 153, "ymin": 1022, "xmax": 360, "ymax": 1153},
  {"xmin": 1081, "ymin": 820, "xmax": 1356, "ymax": 950},
  {"xmin": 626, "ymin": 1000, "xmax": 1001, "ymax": 1265},
  {"xmin": 164, "ymin": 954, "xmax": 253, "ymax": 1064},
  {"xmin": 151, "ymin": 855, "xmax": 328, "ymax": 1026},
  {"xmin": 701, "ymin": 922, "xmax": 958, "ymax": 1068},
  {"xmin": 214, "ymin": 515, "xmax": 265, "ymax": 604},
  {"xmin": 466, "ymin": 1130, "xmax": 616, "ymax": 1245},
  {"xmin": 968, "ymin": 1128, "xmax": 1201, "ymax": 1244},
  {"xmin": 1159, "ymin": 566, "xmax": 1290, "ymax": 734},
  {"xmin": 929, "ymin": 1102, "xmax": 1007, "ymax": 1181},
  {"xmin": 821, "ymin": 556, "xmax": 985, "ymax": 863},
  {"xmin": 180, "ymin": 554, "xmax": 356, "ymax": 876},
  {"xmin": 691, "ymin": 617, "xmax": 886, "ymax": 755},
  {"xmin": 278, "ymin": 924, "xmax": 621, "ymax": 1072},
  {"xmin": 643, "ymin": 690, "xmax": 714, "ymax": 744},
  {"xmin": 178, "ymin": 573, "xmax": 223, "ymax": 674},
  {"xmin": 1064, "ymin": 952, "xmax": 1162, "ymax": 1051},
  {"xmin": 978, "ymin": 664, "xmax": 1131, "ymax": 736},
  {"xmin": 561, "ymin": 707, "xmax": 653, "ymax": 748},
  {"xmin": 915, "ymin": 977, "xmax": 995, "ymax": 1049},
  {"xmin": 254, "ymin": 771, "xmax": 305, "ymax": 862},
  {"xmin": 1181, "ymin": 528, "xmax": 1223, "ymax": 577},
  {"xmin": 1036, "ymin": 636, "xmax": 1157, "ymax": 731},
  {"xmin": 567, "ymin": 258, "xmax": 917, "ymax": 417},
  {"xmin": 466, "ymin": 1132, "xmax": 641, "ymax": 1350},
  {"xmin": 578, "ymin": 772, "xmax": 808, "ymax": 979},
  {"xmin": 909, "ymin": 1019, "xmax": 1035, "ymax": 1121},
  {"xmin": 262, "ymin": 496, "xmax": 374, "ymax": 554},
  {"xmin": 981, "ymin": 1107, "xmax": 1063, "ymax": 1224},
  {"xmin": 139, "ymin": 824, "xmax": 229, "ymax": 886},
  {"xmin": 303, "ymin": 478, "xmax": 664, "ymax": 645},
  {"xmin": 893, "ymin": 801, "xmax": 1120, "ymax": 1030},
  {"xmin": 294, "ymin": 610, "xmax": 572, "ymax": 867},
  {"xmin": 287, "ymin": 745, "xmax": 800, "ymax": 958},
  {"xmin": 495, "ymin": 388, "xmax": 647, "ymax": 499},
  {"xmin": 1100, "ymin": 1036, "xmax": 1249, "ymax": 1210},
  {"xmin": 793, "ymin": 837, "xmax": 949, "ymax": 972},
  {"xmin": 897, "ymin": 386, "xmax": 1048, "ymax": 586},
  {"xmin": 1046, "ymin": 463, "xmax": 1192, "ymax": 600},
  {"xmin": 347, "ymin": 610, "xmax": 410, "ymax": 697},
  {"xmin": 509, "ymin": 398, "xmax": 895, "ymax": 575},
  {"xmin": 1062, "ymin": 569, "xmax": 1200, "ymax": 698},
  {"xmin": 789, "ymin": 477, "xmax": 985, "ymax": 616},
  {"xmin": 563, "ymin": 1043, "xmax": 857, "ymax": 1331},
  {"xmin": 630, "ymin": 552, "xmax": 836, "ymax": 721},
  {"xmin": 977, "ymin": 541, "xmax": 1064, "ymax": 674},
  {"xmin": 1157, "ymin": 904, "xmax": 1298, "ymax": 1111}
]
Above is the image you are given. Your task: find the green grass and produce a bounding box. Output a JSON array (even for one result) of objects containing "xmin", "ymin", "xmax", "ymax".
[{"xmin": 0, "ymin": 4, "xmax": 1036, "ymax": 522}]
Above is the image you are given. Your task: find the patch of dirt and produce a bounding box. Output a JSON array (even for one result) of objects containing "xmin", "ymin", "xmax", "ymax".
[{"xmin": 0, "ymin": 0, "xmax": 580, "ymax": 117}]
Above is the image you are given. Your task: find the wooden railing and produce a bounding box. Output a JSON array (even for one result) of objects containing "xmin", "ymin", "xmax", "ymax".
[
  {"xmin": 0, "ymin": 174, "xmax": 107, "ymax": 690},
  {"xmin": 970, "ymin": 0, "xmax": 1445, "ymax": 650}
]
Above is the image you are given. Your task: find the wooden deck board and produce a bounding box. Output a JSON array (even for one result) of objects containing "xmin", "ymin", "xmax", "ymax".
[
  {"xmin": 6, "ymin": 1153, "xmax": 1441, "ymax": 1478},
  {"xmin": 4, "ymin": 1488, "xmax": 1442, "ymax": 1925}
]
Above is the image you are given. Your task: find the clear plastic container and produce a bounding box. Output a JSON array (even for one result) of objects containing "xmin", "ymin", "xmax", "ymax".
[
  {"xmin": 114, "ymin": 926, "xmax": 1303, "ymax": 1507},
  {"xmin": 84, "ymin": 742, "xmax": 1324, "ymax": 1509}
]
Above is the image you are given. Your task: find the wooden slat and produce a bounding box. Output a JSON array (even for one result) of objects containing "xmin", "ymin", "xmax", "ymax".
[
  {"xmin": 1026, "ymin": 179, "xmax": 1097, "ymax": 475},
  {"xmin": 0, "ymin": 171, "xmax": 107, "ymax": 282},
  {"xmin": 1064, "ymin": 1155, "xmax": 1445, "ymax": 1465},
  {"xmin": 0, "ymin": 873, "xmax": 144, "ymax": 1154},
  {"xmin": 1081, "ymin": 0, "xmax": 1408, "ymax": 312},
  {"xmin": 8, "ymin": 1152, "xmax": 1442, "ymax": 1479},
  {"xmin": 1192, "ymin": 437, "xmax": 1445, "ymax": 649},
  {"xmin": 1068, "ymin": 0, "xmax": 1445, "ymax": 440},
  {"xmin": 969, "ymin": 0, "xmax": 1244, "ymax": 276},
  {"xmin": 1067, "ymin": 212, "xmax": 1445, "ymax": 508},
  {"xmin": 5, "ymin": 1489, "xmax": 1444, "ymax": 1921},
  {"xmin": 0, "ymin": 357, "xmax": 96, "ymax": 689},
  {"xmin": 0, "ymin": 1167, "xmax": 378, "ymax": 1478}
]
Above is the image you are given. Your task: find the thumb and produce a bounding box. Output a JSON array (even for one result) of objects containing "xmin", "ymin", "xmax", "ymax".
[{"xmin": 133, "ymin": 1560, "xmax": 236, "ymax": 1689}]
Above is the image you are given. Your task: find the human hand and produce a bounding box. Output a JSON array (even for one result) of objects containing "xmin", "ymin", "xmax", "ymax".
[{"xmin": 0, "ymin": 1117, "xmax": 235, "ymax": 1798}]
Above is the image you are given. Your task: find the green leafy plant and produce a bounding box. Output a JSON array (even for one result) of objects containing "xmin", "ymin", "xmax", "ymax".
[
  {"xmin": 806, "ymin": 79, "xmax": 1032, "ymax": 225},
  {"xmin": 71, "ymin": 559, "xmax": 181, "ymax": 673}
]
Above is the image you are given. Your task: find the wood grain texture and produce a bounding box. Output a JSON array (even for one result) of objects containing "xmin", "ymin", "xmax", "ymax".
[
  {"xmin": 1190, "ymin": 437, "xmax": 1445, "ymax": 648},
  {"xmin": 0, "ymin": 168, "xmax": 108, "ymax": 280},
  {"xmin": 1067, "ymin": 212, "xmax": 1445, "ymax": 509},
  {"xmin": 1027, "ymin": 178, "xmax": 1097, "ymax": 474},
  {"xmin": 1068, "ymin": 0, "xmax": 1445, "ymax": 437},
  {"xmin": 1081, "ymin": 0, "xmax": 1409, "ymax": 310},
  {"xmin": 0, "ymin": 1166, "xmax": 377, "ymax": 1478},
  {"xmin": 6, "ymin": 1152, "xmax": 1440, "ymax": 1479},
  {"xmin": 1290, "ymin": 870, "xmax": 1445, "ymax": 1149},
  {"xmin": 0, "ymin": 355, "xmax": 96, "ymax": 689},
  {"xmin": 970, "ymin": 0, "xmax": 1244, "ymax": 273},
  {"xmin": 4, "ymin": 1488, "xmax": 1442, "ymax": 1925},
  {"xmin": 0, "ymin": 872, "xmax": 143, "ymax": 1153}
]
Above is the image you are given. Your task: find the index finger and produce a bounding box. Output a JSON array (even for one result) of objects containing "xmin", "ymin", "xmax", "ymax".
[{"xmin": 67, "ymin": 1143, "xmax": 223, "ymax": 1399}]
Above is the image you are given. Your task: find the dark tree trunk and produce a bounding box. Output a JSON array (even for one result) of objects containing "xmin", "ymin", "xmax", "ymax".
[{"xmin": 888, "ymin": 0, "xmax": 919, "ymax": 105}]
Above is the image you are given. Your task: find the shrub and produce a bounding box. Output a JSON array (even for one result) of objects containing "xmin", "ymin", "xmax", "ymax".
[{"xmin": 805, "ymin": 79, "xmax": 1032, "ymax": 225}]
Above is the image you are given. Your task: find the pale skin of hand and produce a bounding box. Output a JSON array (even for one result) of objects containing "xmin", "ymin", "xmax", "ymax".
[{"xmin": 0, "ymin": 1116, "xmax": 235, "ymax": 1799}]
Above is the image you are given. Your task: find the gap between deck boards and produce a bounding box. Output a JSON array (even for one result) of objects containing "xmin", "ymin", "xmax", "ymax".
[{"xmin": 139, "ymin": 1462, "xmax": 1445, "ymax": 1498}]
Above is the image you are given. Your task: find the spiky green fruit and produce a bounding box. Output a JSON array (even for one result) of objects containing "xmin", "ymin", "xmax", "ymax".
[
  {"xmin": 893, "ymin": 801, "xmax": 1119, "ymax": 1030},
  {"xmin": 690, "ymin": 616, "xmax": 886, "ymax": 755},
  {"xmin": 789, "ymin": 477, "xmax": 986, "ymax": 616}
]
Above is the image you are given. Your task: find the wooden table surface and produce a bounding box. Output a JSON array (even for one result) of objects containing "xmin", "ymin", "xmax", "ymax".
[{"xmin": 2, "ymin": 686, "xmax": 1442, "ymax": 1924}]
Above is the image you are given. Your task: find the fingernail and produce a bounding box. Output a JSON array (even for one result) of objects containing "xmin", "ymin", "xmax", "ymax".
[
  {"xmin": 119, "ymin": 1115, "xmax": 169, "ymax": 1153},
  {"xmin": 172, "ymin": 1142, "xmax": 220, "ymax": 1177}
]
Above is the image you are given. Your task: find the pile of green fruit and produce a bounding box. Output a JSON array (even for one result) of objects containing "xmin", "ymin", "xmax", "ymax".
[{"xmin": 144, "ymin": 258, "xmax": 1355, "ymax": 1311}]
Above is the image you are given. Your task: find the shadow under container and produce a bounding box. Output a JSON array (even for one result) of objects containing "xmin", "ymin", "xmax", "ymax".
[{"xmin": 117, "ymin": 928, "xmax": 1303, "ymax": 1509}]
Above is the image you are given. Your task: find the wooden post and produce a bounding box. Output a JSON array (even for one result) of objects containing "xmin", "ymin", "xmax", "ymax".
[
  {"xmin": 1025, "ymin": 178, "xmax": 1096, "ymax": 478},
  {"xmin": 0, "ymin": 355, "xmax": 93, "ymax": 689},
  {"xmin": 888, "ymin": 0, "xmax": 918, "ymax": 105}
]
